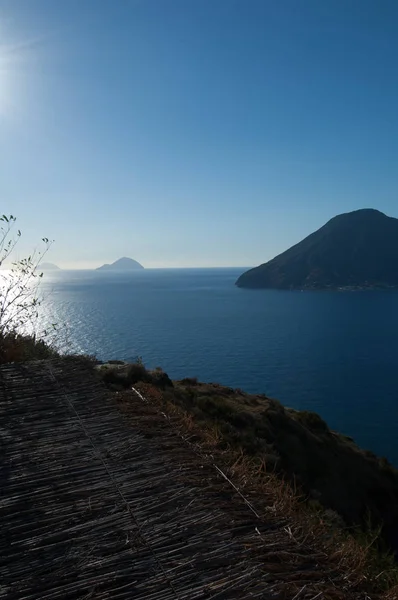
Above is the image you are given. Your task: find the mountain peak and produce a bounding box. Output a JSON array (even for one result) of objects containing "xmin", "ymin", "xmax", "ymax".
[
  {"xmin": 236, "ymin": 209, "xmax": 398, "ymax": 290},
  {"xmin": 332, "ymin": 208, "xmax": 388, "ymax": 220},
  {"xmin": 96, "ymin": 257, "xmax": 144, "ymax": 271},
  {"xmin": 37, "ymin": 262, "xmax": 61, "ymax": 271}
]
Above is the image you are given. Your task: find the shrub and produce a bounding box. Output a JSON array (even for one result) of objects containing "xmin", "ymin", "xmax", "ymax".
[
  {"xmin": 0, "ymin": 332, "xmax": 58, "ymax": 363},
  {"xmin": 0, "ymin": 215, "xmax": 52, "ymax": 337},
  {"xmin": 197, "ymin": 395, "xmax": 236, "ymax": 421},
  {"xmin": 0, "ymin": 215, "xmax": 55, "ymax": 364},
  {"xmin": 100, "ymin": 361, "xmax": 173, "ymax": 390},
  {"xmin": 150, "ymin": 369, "xmax": 173, "ymax": 389},
  {"xmin": 99, "ymin": 362, "xmax": 150, "ymax": 389},
  {"xmin": 181, "ymin": 377, "xmax": 198, "ymax": 386},
  {"xmin": 294, "ymin": 410, "xmax": 329, "ymax": 432},
  {"xmin": 127, "ymin": 362, "xmax": 151, "ymax": 385}
]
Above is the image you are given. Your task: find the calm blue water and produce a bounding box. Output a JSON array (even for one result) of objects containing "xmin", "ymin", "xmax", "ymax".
[{"xmin": 40, "ymin": 268, "xmax": 398, "ymax": 466}]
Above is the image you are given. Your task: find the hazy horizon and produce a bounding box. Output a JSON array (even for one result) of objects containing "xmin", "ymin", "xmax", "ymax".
[
  {"xmin": 1, "ymin": 0, "xmax": 398, "ymax": 268},
  {"xmin": 1, "ymin": 259, "xmax": 252, "ymax": 270},
  {"xmin": 51, "ymin": 265, "xmax": 252, "ymax": 271},
  {"xmin": 57, "ymin": 262, "xmax": 252, "ymax": 270},
  {"xmin": 42, "ymin": 262, "xmax": 253, "ymax": 270}
]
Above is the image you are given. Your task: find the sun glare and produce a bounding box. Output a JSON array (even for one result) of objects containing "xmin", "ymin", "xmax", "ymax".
[
  {"xmin": 0, "ymin": 47, "xmax": 10, "ymax": 115},
  {"xmin": 0, "ymin": 16, "xmax": 15, "ymax": 115},
  {"xmin": 0, "ymin": 15, "xmax": 42, "ymax": 118},
  {"xmin": 0, "ymin": 35, "xmax": 23, "ymax": 117}
]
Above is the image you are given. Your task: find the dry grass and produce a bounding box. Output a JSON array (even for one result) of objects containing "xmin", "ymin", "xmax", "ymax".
[
  {"xmin": 131, "ymin": 379, "xmax": 398, "ymax": 597},
  {"xmin": 152, "ymin": 379, "xmax": 398, "ymax": 555},
  {"xmin": 384, "ymin": 585, "xmax": 398, "ymax": 600},
  {"xmin": 97, "ymin": 361, "xmax": 172, "ymax": 390},
  {"xmin": 0, "ymin": 331, "xmax": 58, "ymax": 364}
]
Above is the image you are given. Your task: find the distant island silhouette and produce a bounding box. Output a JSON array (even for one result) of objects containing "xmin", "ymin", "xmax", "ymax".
[
  {"xmin": 236, "ymin": 208, "xmax": 398, "ymax": 290},
  {"xmin": 37, "ymin": 262, "xmax": 61, "ymax": 271},
  {"xmin": 96, "ymin": 257, "xmax": 144, "ymax": 271}
]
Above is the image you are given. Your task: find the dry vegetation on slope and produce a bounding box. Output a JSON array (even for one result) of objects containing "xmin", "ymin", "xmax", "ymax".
[{"xmin": 97, "ymin": 361, "xmax": 398, "ymax": 597}]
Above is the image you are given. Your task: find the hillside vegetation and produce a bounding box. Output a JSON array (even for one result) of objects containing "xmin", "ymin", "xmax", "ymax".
[{"xmin": 97, "ymin": 361, "xmax": 398, "ymax": 558}]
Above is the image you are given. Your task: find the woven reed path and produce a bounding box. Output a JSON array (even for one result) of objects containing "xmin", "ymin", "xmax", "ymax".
[{"xmin": 0, "ymin": 360, "xmax": 367, "ymax": 600}]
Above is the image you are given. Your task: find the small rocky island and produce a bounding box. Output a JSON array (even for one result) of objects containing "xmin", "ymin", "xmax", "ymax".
[
  {"xmin": 236, "ymin": 208, "xmax": 398, "ymax": 290},
  {"xmin": 37, "ymin": 262, "xmax": 61, "ymax": 270},
  {"xmin": 96, "ymin": 257, "xmax": 144, "ymax": 271}
]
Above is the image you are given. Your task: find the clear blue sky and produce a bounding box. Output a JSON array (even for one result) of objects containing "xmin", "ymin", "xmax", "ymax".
[{"xmin": 1, "ymin": 0, "xmax": 397, "ymax": 268}]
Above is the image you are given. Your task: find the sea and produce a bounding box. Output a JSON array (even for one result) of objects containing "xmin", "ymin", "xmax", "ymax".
[{"xmin": 39, "ymin": 268, "xmax": 398, "ymax": 466}]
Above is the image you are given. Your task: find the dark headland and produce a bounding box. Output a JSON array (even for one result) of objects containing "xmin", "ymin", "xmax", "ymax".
[
  {"xmin": 236, "ymin": 208, "xmax": 398, "ymax": 290},
  {"xmin": 96, "ymin": 257, "xmax": 144, "ymax": 271}
]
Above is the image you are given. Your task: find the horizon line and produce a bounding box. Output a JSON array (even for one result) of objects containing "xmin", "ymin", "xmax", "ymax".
[{"xmin": 1, "ymin": 265, "xmax": 253, "ymax": 272}]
